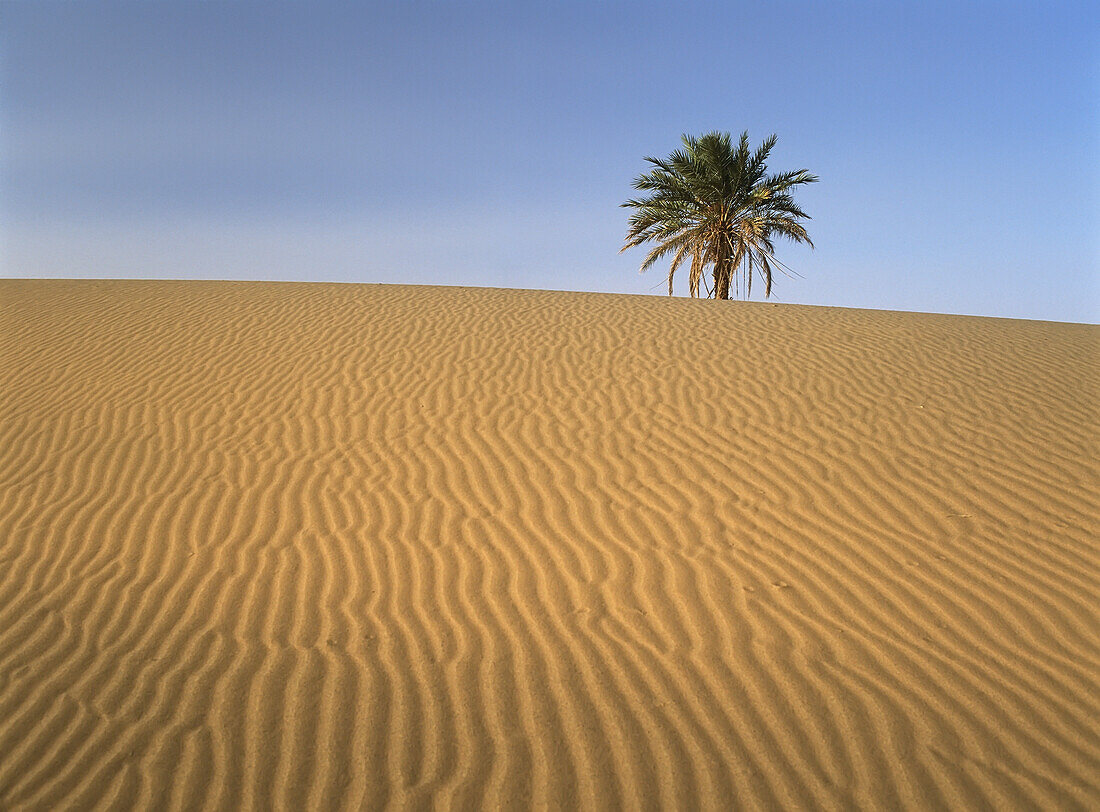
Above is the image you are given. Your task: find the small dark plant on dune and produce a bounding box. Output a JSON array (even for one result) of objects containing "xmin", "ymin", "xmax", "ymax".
[{"xmin": 622, "ymin": 131, "xmax": 817, "ymax": 299}]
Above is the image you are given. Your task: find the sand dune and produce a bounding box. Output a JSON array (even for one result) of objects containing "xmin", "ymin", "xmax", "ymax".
[{"xmin": 0, "ymin": 279, "xmax": 1097, "ymax": 809}]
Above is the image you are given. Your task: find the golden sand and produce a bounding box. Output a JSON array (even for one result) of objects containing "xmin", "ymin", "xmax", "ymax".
[{"xmin": 1, "ymin": 279, "xmax": 1097, "ymax": 809}]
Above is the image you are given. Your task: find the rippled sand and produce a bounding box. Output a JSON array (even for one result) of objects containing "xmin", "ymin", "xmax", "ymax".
[{"xmin": 1, "ymin": 279, "xmax": 1097, "ymax": 809}]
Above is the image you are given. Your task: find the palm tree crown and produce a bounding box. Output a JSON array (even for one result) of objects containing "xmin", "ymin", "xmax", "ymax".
[{"xmin": 622, "ymin": 131, "xmax": 817, "ymax": 299}]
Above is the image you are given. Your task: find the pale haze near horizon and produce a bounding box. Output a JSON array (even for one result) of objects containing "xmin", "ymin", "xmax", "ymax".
[{"xmin": 2, "ymin": 0, "xmax": 1097, "ymax": 323}]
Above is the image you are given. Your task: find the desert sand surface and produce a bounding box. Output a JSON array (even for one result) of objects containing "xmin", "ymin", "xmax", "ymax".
[{"xmin": 0, "ymin": 279, "xmax": 1097, "ymax": 810}]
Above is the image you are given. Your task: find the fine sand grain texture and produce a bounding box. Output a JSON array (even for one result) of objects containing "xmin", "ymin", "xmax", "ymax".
[{"xmin": 1, "ymin": 279, "xmax": 1097, "ymax": 809}]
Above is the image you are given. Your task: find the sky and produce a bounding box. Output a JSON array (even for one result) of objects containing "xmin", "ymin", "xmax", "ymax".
[{"xmin": 2, "ymin": 0, "xmax": 1097, "ymax": 322}]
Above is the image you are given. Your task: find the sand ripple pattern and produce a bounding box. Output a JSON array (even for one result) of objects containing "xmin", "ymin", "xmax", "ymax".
[{"xmin": 1, "ymin": 280, "xmax": 1097, "ymax": 809}]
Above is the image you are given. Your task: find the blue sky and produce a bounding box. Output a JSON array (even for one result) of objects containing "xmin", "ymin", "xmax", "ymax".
[{"xmin": 2, "ymin": 1, "xmax": 1097, "ymax": 322}]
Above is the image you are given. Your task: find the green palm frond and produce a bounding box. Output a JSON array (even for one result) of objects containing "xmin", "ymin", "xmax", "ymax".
[{"xmin": 621, "ymin": 131, "xmax": 817, "ymax": 299}]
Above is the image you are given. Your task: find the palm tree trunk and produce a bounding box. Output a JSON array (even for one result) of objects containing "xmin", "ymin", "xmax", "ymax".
[
  {"xmin": 714, "ymin": 263, "xmax": 730, "ymax": 299},
  {"xmin": 710, "ymin": 241, "xmax": 732, "ymax": 299}
]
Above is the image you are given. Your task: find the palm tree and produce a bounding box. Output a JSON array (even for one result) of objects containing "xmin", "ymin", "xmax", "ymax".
[{"xmin": 621, "ymin": 131, "xmax": 817, "ymax": 299}]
